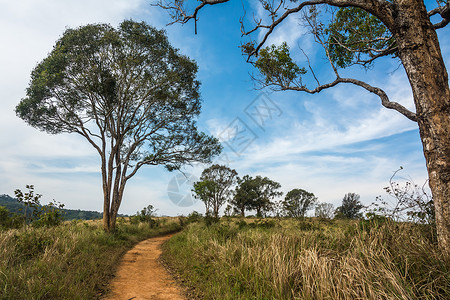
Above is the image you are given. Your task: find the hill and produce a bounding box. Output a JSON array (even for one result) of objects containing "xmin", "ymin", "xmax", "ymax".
[{"xmin": 0, "ymin": 194, "xmax": 103, "ymax": 220}]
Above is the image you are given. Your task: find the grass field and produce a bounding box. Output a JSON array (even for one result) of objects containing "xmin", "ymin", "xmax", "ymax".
[
  {"xmin": 162, "ymin": 217, "xmax": 449, "ymax": 299},
  {"xmin": 0, "ymin": 217, "xmax": 182, "ymax": 299}
]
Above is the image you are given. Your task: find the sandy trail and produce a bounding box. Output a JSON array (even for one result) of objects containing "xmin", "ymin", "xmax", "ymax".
[{"xmin": 104, "ymin": 234, "xmax": 185, "ymax": 300}]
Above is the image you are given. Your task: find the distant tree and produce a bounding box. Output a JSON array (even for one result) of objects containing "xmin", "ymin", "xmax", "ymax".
[
  {"xmin": 272, "ymin": 199, "xmax": 285, "ymax": 218},
  {"xmin": 223, "ymin": 204, "xmax": 233, "ymax": 217},
  {"xmin": 16, "ymin": 21, "xmax": 221, "ymax": 232},
  {"xmin": 193, "ymin": 164, "xmax": 237, "ymax": 218},
  {"xmin": 137, "ymin": 204, "xmax": 157, "ymax": 219},
  {"xmin": 231, "ymin": 175, "xmax": 258, "ymax": 217},
  {"xmin": 192, "ymin": 180, "xmax": 216, "ymax": 215},
  {"xmin": 135, "ymin": 204, "xmax": 159, "ymax": 227},
  {"xmin": 249, "ymin": 176, "xmax": 283, "ymax": 218},
  {"xmin": 282, "ymin": 188, "xmax": 317, "ymax": 218},
  {"xmin": 335, "ymin": 193, "xmax": 364, "ymax": 219},
  {"xmin": 315, "ymin": 202, "xmax": 335, "ymax": 219}
]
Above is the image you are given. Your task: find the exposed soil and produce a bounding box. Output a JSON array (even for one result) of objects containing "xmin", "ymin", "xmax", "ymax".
[{"xmin": 104, "ymin": 234, "xmax": 185, "ymax": 300}]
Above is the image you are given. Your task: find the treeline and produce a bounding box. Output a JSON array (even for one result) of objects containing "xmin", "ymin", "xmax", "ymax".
[
  {"xmin": 0, "ymin": 193, "xmax": 103, "ymax": 224},
  {"xmin": 192, "ymin": 165, "xmax": 435, "ymax": 226},
  {"xmin": 191, "ymin": 164, "xmax": 364, "ymax": 220}
]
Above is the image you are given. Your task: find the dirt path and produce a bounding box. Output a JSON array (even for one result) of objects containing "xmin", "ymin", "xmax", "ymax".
[{"xmin": 104, "ymin": 234, "xmax": 185, "ymax": 300}]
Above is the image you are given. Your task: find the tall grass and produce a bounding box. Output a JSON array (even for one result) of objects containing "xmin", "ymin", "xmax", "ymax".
[
  {"xmin": 0, "ymin": 218, "xmax": 181, "ymax": 299},
  {"xmin": 163, "ymin": 218, "xmax": 449, "ymax": 299}
]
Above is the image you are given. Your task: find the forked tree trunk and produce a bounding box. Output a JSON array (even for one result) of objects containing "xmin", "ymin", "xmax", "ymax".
[
  {"xmin": 391, "ymin": 0, "xmax": 450, "ymax": 256},
  {"xmin": 102, "ymin": 159, "xmax": 111, "ymax": 232},
  {"xmin": 101, "ymin": 151, "xmax": 127, "ymax": 232}
]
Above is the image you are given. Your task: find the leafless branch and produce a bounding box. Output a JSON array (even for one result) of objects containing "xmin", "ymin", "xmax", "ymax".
[
  {"xmin": 299, "ymin": 47, "xmax": 320, "ymax": 86},
  {"xmin": 429, "ymin": 2, "xmax": 450, "ymax": 29}
]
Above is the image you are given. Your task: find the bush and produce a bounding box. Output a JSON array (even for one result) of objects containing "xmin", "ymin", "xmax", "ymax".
[
  {"xmin": 13, "ymin": 185, "xmax": 65, "ymax": 228},
  {"xmin": 133, "ymin": 205, "xmax": 159, "ymax": 228},
  {"xmin": 0, "ymin": 206, "xmax": 22, "ymax": 229},
  {"xmin": 187, "ymin": 211, "xmax": 203, "ymax": 223},
  {"xmin": 32, "ymin": 201, "xmax": 65, "ymax": 227}
]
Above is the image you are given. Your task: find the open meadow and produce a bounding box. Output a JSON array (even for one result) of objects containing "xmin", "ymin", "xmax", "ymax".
[{"xmin": 163, "ymin": 217, "xmax": 449, "ymax": 299}]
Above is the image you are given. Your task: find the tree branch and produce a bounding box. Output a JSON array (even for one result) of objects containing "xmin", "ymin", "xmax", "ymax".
[{"xmin": 429, "ymin": 2, "xmax": 450, "ymax": 29}]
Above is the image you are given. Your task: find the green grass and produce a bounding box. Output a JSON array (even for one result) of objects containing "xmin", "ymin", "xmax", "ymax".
[
  {"xmin": 162, "ymin": 218, "xmax": 449, "ymax": 299},
  {"xmin": 0, "ymin": 217, "xmax": 182, "ymax": 299}
]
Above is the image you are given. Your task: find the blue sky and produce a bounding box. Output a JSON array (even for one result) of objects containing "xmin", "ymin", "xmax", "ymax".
[{"xmin": 0, "ymin": 0, "xmax": 447, "ymax": 216}]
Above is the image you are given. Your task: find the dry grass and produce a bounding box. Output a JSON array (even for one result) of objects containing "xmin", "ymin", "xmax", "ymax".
[{"xmin": 163, "ymin": 218, "xmax": 449, "ymax": 299}]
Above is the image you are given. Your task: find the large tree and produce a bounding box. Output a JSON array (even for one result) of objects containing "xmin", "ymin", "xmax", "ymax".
[
  {"xmin": 193, "ymin": 164, "xmax": 237, "ymax": 218},
  {"xmin": 158, "ymin": 0, "xmax": 450, "ymax": 255},
  {"xmin": 16, "ymin": 20, "xmax": 221, "ymax": 232}
]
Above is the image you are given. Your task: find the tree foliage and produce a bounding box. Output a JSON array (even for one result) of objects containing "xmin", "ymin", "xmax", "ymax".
[
  {"xmin": 335, "ymin": 192, "xmax": 364, "ymax": 219},
  {"xmin": 254, "ymin": 42, "xmax": 306, "ymax": 86},
  {"xmin": 232, "ymin": 175, "xmax": 282, "ymax": 217},
  {"xmin": 13, "ymin": 185, "xmax": 65, "ymax": 228},
  {"xmin": 193, "ymin": 164, "xmax": 237, "ymax": 218},
  {"xmin": 325, "ymin": 6, "xmax": 396, "ymax": 68},
  {"xmin": 16, "ymin": 20, "xmax": 221, "ymax": 232},
  {"xmin": 315, "ymin": 202, "xmax": 335, "ymax": 219},
  {"xmin": 282, "ymin": 188, "xmax": 317, "ymax": 218},
  {"xmin": 231, "ymin": 175, "xmax": 258, "ymax": 217}
]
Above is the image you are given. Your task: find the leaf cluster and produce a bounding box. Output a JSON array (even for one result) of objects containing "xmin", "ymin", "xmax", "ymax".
[
  {"xmin": 232, "ymin": 175, "xmax": 282, "ymax": 217},
  {"xmin": 325, "ymin": 7, "xmax": 396, "ymax": 68},
  {"xmin": 255, "ymin": 42, "xmax": 306, "ymax": 87}
]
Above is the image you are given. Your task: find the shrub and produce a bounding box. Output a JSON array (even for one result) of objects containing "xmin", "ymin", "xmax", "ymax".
[
  {"xmin": 187, "ymin": 211, "xmax": 203, "ymax": 223},
  {"xmin": 13, "ymin": 185, "xmax": 65, "ymax": 228}
]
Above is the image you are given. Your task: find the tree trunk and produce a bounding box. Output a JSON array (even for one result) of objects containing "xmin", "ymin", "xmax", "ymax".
[
  {"xmin": 391, "ymin": 0, "xmax": 450, "ymax": 256},
  {"xmin": 101, "ymin": 157, "xmax": 111, "ymax": 232},
  {"xmin": 240, "ymin": 206, "xmax": 245, "ymax": 218},
  {"xmin": 102, "ymin": 149, "xmax": 127, "ymax": 233}
]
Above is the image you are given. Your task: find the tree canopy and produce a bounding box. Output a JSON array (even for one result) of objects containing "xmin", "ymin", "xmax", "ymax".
[
  {"xmin": 283, "ymin": 188, "xmax": 317, "ymax": 218},
  {"xmin": 335, "ymin": 193, "xmax": 364, "ymax": 219},
  {"xmin": 193, "ymin": 164, "xmax": 237, "ymax": 218},
  {"xmin": 231, "ymin": 175, "xmax": 259, "ymax": 217},
  {"xmin": 16, "ymin": 20, "xmax": 221, "ymax": 231}
]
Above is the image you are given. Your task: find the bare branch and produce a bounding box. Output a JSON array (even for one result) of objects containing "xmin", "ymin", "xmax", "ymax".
[
  {"xmin": 299, "ymin": 47, "xmax": 320, "ymax": 86},
  {"xmin": 154, "ymin": 0, "xmax": 229, "ymax": 26},
  {"xmin": 429, "ymin": 2, "xmax": 450, "ymax": 29}
]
